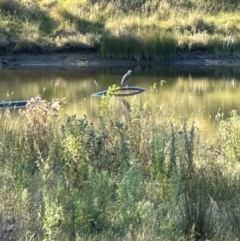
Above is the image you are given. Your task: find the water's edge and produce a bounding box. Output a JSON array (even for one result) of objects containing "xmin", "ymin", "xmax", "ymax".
[{"xmin": 1, "ymin": 53, "xmax": 240, "ymax": 69}]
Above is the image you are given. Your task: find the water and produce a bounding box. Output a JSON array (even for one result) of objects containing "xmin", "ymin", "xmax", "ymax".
[{"xmin": 1, "ymin": 65, "xmax": 240, "ymax": 137}]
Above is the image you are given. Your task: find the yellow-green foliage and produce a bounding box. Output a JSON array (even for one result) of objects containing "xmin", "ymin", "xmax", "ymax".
[
  {"xmin": 218, "ymin": 110, "xmax": 240, "ymax": 164},
  {"xmin": 0, "ymin": 0, "xmax": 240, "ymax": 57},
  {"xmin": 1, "ymin": 95, "xmax": 240, "ymax": 240}
]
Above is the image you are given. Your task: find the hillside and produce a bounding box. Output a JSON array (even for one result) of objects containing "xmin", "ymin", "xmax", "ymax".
[{"xmin": 0, "ymin": 0, "xmax": 240, "ymax": 60}]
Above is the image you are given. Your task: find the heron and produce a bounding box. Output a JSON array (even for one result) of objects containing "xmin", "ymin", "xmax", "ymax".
[{"xmin": 121, "ymin": 70, "xmax": 132, "ymax": 87}]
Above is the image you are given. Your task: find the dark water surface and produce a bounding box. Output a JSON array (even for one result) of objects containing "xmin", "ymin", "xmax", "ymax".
[{"xmin": 1, "ymin": 65, "xmax": 240, "ymax": 137}]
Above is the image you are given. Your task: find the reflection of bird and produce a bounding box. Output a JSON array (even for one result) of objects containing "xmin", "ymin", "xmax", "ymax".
[
  {"xmin": 121, "ymin": 70, "xmax": 132, "ymax": 87},
  {"xmin": 122, "ymin": 98, "xmax": 131, "ymax": 113}
]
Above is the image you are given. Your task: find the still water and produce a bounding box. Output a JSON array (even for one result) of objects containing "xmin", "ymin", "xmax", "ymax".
[{"xmin": 0, "ymin": 65, "xmax": 240, "ymax": 137}]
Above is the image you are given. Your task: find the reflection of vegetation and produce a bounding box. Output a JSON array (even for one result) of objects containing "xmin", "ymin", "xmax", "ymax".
[
  {"xmin": 2, "ymin": 67, "xmax": 240, "ymax": 122},
  {"xmin": 0, "ymin": 0, "xmax": 240, "ymax": 58},
  {"xmin": 1, "ymin": 96, "xmax": 240, "ymax": 239}
]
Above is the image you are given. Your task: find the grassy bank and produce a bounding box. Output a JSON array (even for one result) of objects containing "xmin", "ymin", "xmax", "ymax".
[
  {"xmin": 0, "ymin": 0, "xmax": 240, "ymax": 59},
  {"xmin": 1, "ymin": 93, "xmax": 240, "ymax": 240}
]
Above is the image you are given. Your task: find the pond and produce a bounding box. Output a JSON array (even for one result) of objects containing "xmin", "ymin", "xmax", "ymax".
[{"xmin": 0, "ymin": 65, "xmax": 240, "ymax": 138}]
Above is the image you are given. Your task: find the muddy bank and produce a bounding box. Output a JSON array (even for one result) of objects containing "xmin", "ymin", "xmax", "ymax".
[{"xmin": 1, "ymin": 52, "xmax": 240, "ymax": 69}]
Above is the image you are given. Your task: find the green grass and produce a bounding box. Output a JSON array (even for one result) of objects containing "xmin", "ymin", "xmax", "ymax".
[
  {"xmin": 0, "ymin": 0, "xmax": 240, "ymax": 59},
  {"xmin": 1, "ymin": 93, "xmax": 240, "ymax": 240}
]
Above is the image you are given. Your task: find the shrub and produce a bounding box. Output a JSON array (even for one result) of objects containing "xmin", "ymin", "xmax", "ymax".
[{"xmin": 1, "ymin": 95, "xmax": 240, "ymax": 240}]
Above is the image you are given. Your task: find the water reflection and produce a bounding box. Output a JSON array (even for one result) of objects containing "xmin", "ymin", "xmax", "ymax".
[
  {"xmin": 0, "ymin": 65, "xmax": 240, "ymax": 136},
  {"xmin": 121, "ymin": 98, "xmax": 131, "ymax": 113}
]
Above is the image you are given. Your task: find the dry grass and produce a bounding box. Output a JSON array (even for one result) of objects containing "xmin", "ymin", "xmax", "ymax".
[{"xmin": 0, "ymin": 0, "xmax": 240, "ymax": 57}]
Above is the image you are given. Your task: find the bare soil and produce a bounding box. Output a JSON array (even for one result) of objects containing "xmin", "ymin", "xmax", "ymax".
[{"xmin": 1, "ymin": 52, "xmax": 240, "ymax": 69}]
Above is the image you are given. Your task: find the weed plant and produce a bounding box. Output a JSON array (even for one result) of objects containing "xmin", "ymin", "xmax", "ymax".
[
  {"xmin": 0, "ymin": 0, "xmax": 240, "ymax": 58},
  {"xmin": 1, "ymin": 93, "xmax": 240, "ymax": 240}
]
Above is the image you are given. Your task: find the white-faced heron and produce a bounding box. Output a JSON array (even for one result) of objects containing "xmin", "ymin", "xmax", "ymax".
[{"xmin": 121, "ymin": 70, "xmax": 132, "ymax": 86}]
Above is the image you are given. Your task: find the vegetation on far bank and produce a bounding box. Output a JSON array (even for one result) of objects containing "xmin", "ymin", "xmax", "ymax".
[
  {"xmin": 1, "ymin": 90, "xmax": 240, "ymax": 240},
  {"xmin": 1, "ymin": 0, "xmax": 240, "ymax": 59}
]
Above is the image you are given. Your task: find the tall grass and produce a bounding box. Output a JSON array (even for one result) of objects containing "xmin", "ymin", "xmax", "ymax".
[
  {"xmin": 0, "ymin": 0, "xmax": 240, "ymax": 58},
  {"xmin": 0, "ymin": 93, "xmax": 240, "ymax": 240}
]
